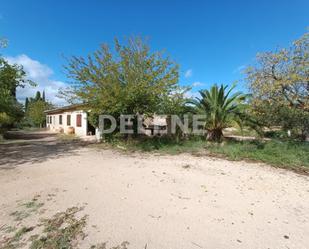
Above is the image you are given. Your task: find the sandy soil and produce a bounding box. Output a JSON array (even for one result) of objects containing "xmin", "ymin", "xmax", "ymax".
[{"xmin": 0, "ymin": 137, "xmax": 309, "ymax": 249}]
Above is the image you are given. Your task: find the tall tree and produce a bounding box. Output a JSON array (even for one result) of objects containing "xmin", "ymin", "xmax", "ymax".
[
  {"xmin": 61, "ymin": 36, "xmax": 179, "ymax": 131},
  {"xmin": 35, "ymin": 91, "xmax": 41, "ymax": 101},
  {"xmin": 26, "ymin": 100, "xmax": 51, "ymax": 128},
  {"xmin": 0, "ymin": 57, "xmax": 33, "ymax": 127},
  {"xmin": 0, "ymin": 58, "xmax": 28, "ymax": 98},
  {"xmin": 246, "ymin": 31, "xmax": 309, "ymax": 139},
  {"xmin": 42, "ymin": 90, "xmax": 46, "ymax": 102},
  {"xmin": 25, "ymin": 97, "xmax": 29, "ymax": 110}
]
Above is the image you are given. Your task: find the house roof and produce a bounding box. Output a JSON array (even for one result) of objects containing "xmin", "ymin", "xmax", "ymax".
[{"xmin": 44, "ymin": 103, "xmax": 87, "ymax": 114}]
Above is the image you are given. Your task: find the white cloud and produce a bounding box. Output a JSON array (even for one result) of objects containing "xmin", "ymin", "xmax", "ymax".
[
  {"xmin": 184, "ymin": 69, "xmax": 192, "ymax": 78},
  {"xmin": 5, "ymin": 54, "xmax": 67, "ymax": 105},
  {"xmin": 184, "ymin": 90, "xmax": 200, "ymax": 99},
  {"xmin": 192, "ymin": 81, "xmax": 205, "ymax": 87}
]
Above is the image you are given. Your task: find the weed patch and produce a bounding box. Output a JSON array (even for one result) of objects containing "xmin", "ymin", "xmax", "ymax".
[
  {"xmin": 10, "ymin": 198, "xmax": 44, "ymax": 221},
  {"xmin": 0, "ymin": 226, "xmax": 34, "ymax": 249},
  {"xmin": 29, "ymin": 206, "xmax": 87, "ymax": 249}
]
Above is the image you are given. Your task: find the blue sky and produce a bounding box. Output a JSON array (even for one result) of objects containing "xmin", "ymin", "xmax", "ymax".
[{"xmin": 1, "ymin": 0, "xmax": 308, "ymax": 104}]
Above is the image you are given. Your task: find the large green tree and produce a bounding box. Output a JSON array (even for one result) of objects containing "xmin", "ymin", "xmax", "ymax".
[
  {"xmin": 246, "ymin": 31, "xmax": 309, "ymax": 139},
  {"xmin": 0, "ymin": 37, "xmax": 34, "ymax": 129},
  {"xmin": 24, "ymin": 90, "xmax": 52, "ymax": 128},
  {"xmin": 61, "ymin": 37, "xmax": 179, "ymax": 130},
  {"xmin": 26, "ymin": 100, "xmax": 51, "ymax": 127},
  {"xmin": 0, "ymin": 57, "xmax": 31, "ymax": 128}
]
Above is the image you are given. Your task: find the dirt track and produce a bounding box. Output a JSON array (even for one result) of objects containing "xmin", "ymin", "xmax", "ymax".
[{"xmin": 0, "ymin": 136, "xmax": 309, "ymax": 249}]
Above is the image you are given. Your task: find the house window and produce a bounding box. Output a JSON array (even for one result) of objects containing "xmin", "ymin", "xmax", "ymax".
[
  {"xmin": 53, "ymin": 116, "xmax": 55, "ymax": 124},
  {"xmin": 76, "ymin": 114, "xmax": 82, "ymax": 127},
  {"xmin": 59, "ymin": 115, "xmax": 63, "ymax": 125},
  {"xmin": 67, "ymin": 115, "xmax": 71, "ymax": 126},
  {"xmin": 50, "ymin": 116, "xmax": 52, "ymax": 124},
  {"xmin": 46, "ymin": 116, "xmax": 49, "ymax": 124}
]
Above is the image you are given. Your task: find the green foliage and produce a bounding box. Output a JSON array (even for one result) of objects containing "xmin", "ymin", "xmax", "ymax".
[
  {"xmin": 24, "ymin": 97, "xmax": 29, "ymax": 111},
  {"xmin": 159, "ymin": 87, "xmax": 193, "ymax": 139},
  {"xmin": 42, "ymin": 90, "xmax": 45, "ymax": 102},
  {"xmin": 251, "ymin": 101, "xmax": 309, "ymax": 139},
  {"xmin": 192, "ymin": 84, "xmax": 257, "ymax": 141},
  {"xmin": 87, "ymin": 112, "xmax": 99, "ymax": 127},
  {"xmin": 61, "ymin": 36, "xmax": 180, "ymax": 129},
  {"xmin": 246, "ymin": 31, "xmax": 309, "ymax": 139},
  {"xmin": 23, "ymin": 90, "xmax": 52, "ymax": 128},
  {"xmin": 103, "ymin": 136, "xmax": 205, "ymax": 154},
  {"xmin": 264, "ymin": 130, "xmax": 289, "ymax": 139},
  {"xmin": 0, "ymin": 57, "xmax": 30, "ymax": 98},
  {"xmin": 159, "ymin": 87, "xmax": 192, "ymax": 115},
  {"xmin": 101, "ymin": 137, "xmax": 309, "ymax": 172},
  {"xmin": 0, "ymin": 57, "xmax": 32, "ymax": 128},
  {"xmin": 34, "ymin": 91, "xmax": 41, "ymax": 101},
  {"xmin": 206, "ymin": 140, "xmax": 309, "ymax": 171},
  {"xmin": 26, "ymin": 100, "xmax": 51, "ymax": 127},
  {"xmin": 1, "ymin": 226, "xmax": 34, "ymax": 249},
  {"xmin": 29, "ymin": 206, "xmax": 87, "ymax": 249},
  {"xmin": 10, "ymin": 198, "xmax": 44, "ymax": 221}
]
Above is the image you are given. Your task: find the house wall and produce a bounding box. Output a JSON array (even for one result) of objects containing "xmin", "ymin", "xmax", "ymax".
[{"xmin": 46, "ymin": 110, "xmax": 88, "ymax": 136}]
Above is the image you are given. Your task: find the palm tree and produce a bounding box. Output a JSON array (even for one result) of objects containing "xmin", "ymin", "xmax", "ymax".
[{"xmin": 193, "ymin": 84, "xmax": 253, "ymax": 142}]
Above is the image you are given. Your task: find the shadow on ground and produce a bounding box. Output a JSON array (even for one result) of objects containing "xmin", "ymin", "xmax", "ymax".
[
  {"xmin": 3, "ymin": 131, "xmax": 58, "ymax": 140},
  {"xmin": 0, "ymin": 133, "xmax": 92, "ymax": 170}
]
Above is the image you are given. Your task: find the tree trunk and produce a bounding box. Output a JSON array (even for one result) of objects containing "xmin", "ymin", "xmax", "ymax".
[
  {"xmin": 206, "ymin": 129, "xmax": 223, "ymax": 142},
  {"xmin": 166, "ymin": 115, "xmax": 172, "ymax": 137},
  {"xmin": 301, "ymin": 127, "xmax": 309, "ymax": 142}
]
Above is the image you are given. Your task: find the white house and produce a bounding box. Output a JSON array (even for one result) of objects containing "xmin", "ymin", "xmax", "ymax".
[
  {"xmin": 45, "ymin": 104, "xmax": 167, "ymax": 137},
  {"xmin": 45, "ymin": 104, "xmax": 96, "ymax": 137}
]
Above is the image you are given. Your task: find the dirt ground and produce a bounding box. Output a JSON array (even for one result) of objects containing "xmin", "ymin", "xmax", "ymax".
[{"xmin": 0, "ymin": 135, "xmax": 309, "ymax": 249}]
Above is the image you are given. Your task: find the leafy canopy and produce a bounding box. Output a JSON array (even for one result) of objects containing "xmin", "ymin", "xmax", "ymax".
[
  {"xmin": 246, "ymin": 31, "xmax": 308, "ymax": 110},
  {"xmin": 245, "ymin": 31, "xmax": 309, "ymax": 138},
  {"xmin": 0, "ymin": 57, "xmax": 33, "ymax": 127},
  {"xmin": 26, "ymin": 100, "xmax": 51, "ymax": 127},
  {"xmin": 61, "ymin": 37, "xmax": 179, "ymax": 120}
]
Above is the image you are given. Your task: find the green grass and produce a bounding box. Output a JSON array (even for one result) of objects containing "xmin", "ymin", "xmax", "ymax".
[
  {"xmin": 99, "ymin": 136, "xmax": 207, "ymax": 155},
  {"xmin": 98, "ymin": 136, "xmax": 309, "ymax": 173},
  {"xmin": 0, "ymin": 226, "xmax": 34, "ymax": 249},
  {"xmin": 206, "ymin": 140, "xmax": 309, "ymax": 172},
  {"xmin": 29, "ymin": 206, "xmax": 87, "ymax": 249},
  {"xmin": 10, "ymin": 198, "xmax": 44, "ymax": 221}
]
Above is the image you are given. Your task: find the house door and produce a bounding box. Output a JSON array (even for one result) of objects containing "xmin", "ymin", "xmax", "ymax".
[{"xmin": 87, "ymin": 119, "xmax": 96, "ymax": 135}]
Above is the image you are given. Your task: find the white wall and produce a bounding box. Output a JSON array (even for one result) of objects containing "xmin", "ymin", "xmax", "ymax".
[{"xmin": 46, "ymin": 110, "xmax": 88, "ymax": 136}]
